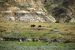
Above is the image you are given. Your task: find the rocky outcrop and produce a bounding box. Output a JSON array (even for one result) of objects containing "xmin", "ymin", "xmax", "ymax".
[
  {"xmin": 0, "ymin": 0, "xmax": 56, "ymax": 22},
  {"xmin": 44, "ymin": 0, "xmax": 75, "ymax": 23}
]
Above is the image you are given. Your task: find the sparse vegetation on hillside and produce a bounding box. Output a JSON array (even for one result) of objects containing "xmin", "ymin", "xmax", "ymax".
[
  {"xmin": 0, "ymin": 0, "xmax": 75, "ymax": 50},
  {"xmin": 44, "ymin": 0, "xmax": 75, "ymax": 23}
]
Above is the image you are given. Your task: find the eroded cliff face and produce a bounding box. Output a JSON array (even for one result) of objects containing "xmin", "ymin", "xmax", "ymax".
[
  {"xmin": 0, "ymin": 0, "xmax": 56, "ymax": 22},
  {"xmin": 0, "ymin": 0, "xmax": 44, "ymax": 11},
  {"xmin": 0, "ymin": 0, "xmax": 75, "ymax": 23},
  {"xmin": 44, "ymin": 0, "xmax": 75, "ymax": 23},
  {"xmin": 15, "ymin": 0, "xmax": 43, "ymax": 10}
]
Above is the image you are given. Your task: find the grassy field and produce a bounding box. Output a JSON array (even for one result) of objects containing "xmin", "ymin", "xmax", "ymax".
[
  {"xmin": 0, "ymin": 41, "xmax": 75, "ymax": 50},
  {"xmin": 0, "ymin": 21, "xmax": 75, "ymax": 50},
  {"xmin": 0, "ymin": 22, "xmax": 75, "ymax": 39}
]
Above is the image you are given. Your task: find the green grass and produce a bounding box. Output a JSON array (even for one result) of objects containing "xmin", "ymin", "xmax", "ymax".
[
  {"xmin": 0, "ymin": 22, "xmax": 75, "ymax": 42},
  {"xmin": 0, "ymin": 41, "xmax": 75, "ymax": 50},
  {"xmin": 0, "ymin": 22, "xmax": 75, "ymax": 50}
]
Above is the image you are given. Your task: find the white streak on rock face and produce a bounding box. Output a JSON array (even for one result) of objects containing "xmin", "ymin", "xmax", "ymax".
[
  {"xmin": 9, "ymin": 17, "xmax": 15, "ymax": 21},
  {"xmin": 47, "ymin": 15, "xmax": 56, "ymax": 22},
  {"xmin": 70, "ymin": 18, "xmax": 75, "ymax": 23},
  {"xmin": 16, "ymin": 10, "xmax": 30, "ymax": 13},
  {"xmin": 4, "ymin": 15, "xmax": 15, "ymax": 21},
  {"xmin": 19, "ymin": 14, "xmax": 46, "ymax": 22},
  {"xmin": 50, "ymin": 17, "xmax": 56, "ymax": 22},
  {"xmin": 36, "ymin": 11, "xmax": 45, "ymax": 14}
]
